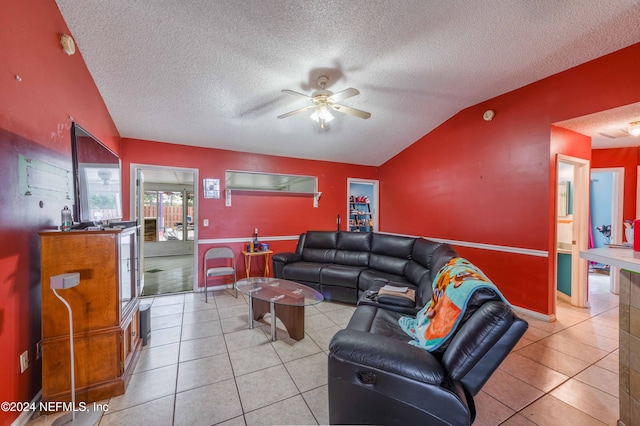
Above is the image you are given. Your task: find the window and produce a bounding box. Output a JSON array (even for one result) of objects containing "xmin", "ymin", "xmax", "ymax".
[{"xmin": 144, "ymin": 190, "xmax": 194, "ymax": 241}]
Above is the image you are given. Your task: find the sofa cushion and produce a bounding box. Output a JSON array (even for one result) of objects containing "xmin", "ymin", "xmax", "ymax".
[
  {"xmin": 334, "ymin": 250, "xmax": 370, "ymax": 267},
  {"xmin": 366, "ymin": 233, "xmax": 415, "ymax": 275},
  {"xmin": 405, "ymin": 240, "xmax": 458, "ymax": 288},
  {"xmin": 302, "ymin": 248, "xmax": 337, "ymax": 263},
  {"xmin": 337, "ymin": 231, "xmax": 372, "ymax": 251},
  {"xmin": 411, "ymin": 238, "xmax": 443, "ymax": 268},
  {"xmin": 403, "ymin": 261, "xmax": 430, "ymax": 288},
  {"xmin": 346, "ymin": 304, "xmax": 413, "ymax": 343},
  {"xmin": 282, "ymin": 262, "xmax": 326, "ymax": 283},
  {"xmin": 301, "ymin": 231, "xmax": 338, "ymax": 263},
  {"xmin": 371, "ymin": 233, "xmax": 415, "ymax": 258},
  {"xmin": 369, "ymin": 254, "xmax": 410, "ymax": 276},
  {"xmin": 321, "ymin": 264, "xmax": 366, "ymax": 289},
  {"xmin": 304, "ymin": 231, "xmax": 338, "ymax": 248},
  {"xmin": 332, "ymin": 232, "xmax": 371, "ymax": 267},
  {"xmin": 359, "ymin": 269, "xmax": 411, "ymax": 293}
]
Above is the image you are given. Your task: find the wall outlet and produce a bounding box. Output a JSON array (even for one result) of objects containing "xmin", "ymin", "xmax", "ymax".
[
  {"xmin": 36, "ymin": 341, "xmax": 42, "ymax": 360},
  {"xmin": 203, "ymin": 219, "xmax": 209, "ymax": 227},
  {"xmin": 20, "ymin": 350, "xmax": 28, "ymax": 373}
]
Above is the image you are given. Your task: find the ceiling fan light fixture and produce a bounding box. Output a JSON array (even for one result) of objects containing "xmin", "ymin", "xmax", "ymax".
[
  {"xmin": 628, "ymin": 121, "xmax": 640, "ymax": 137},
  {"xmin": 310, "ymin": 105, "xmax": 334, "ymax": 129},
  {"xmin": 310, "ymin": 105, "xmax": 334, "ymax": 123},
  {"xmin": 278, "ymin": 75, "xmax": 370, "ymax": 126}
]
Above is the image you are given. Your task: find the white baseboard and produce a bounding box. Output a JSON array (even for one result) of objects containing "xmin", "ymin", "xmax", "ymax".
[
  {"xmin": 11, "ymin": 390, "xmax": 41, "ymax": 426},
  {"xmin": 512, "ymin": 305, "xmax": 555, "ymax": 322},
  {"xmin": 556, "ymin": 291, "xmax": 571, "ymax": 304}
]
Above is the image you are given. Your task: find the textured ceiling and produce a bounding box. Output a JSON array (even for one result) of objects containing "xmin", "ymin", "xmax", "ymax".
[
  {"xmin": 555, "ymin": 102, "xmax": 640, "ymax": 148},
  {"xmin": 56, "ymin": 0, "xmax": 640, "ymax": 166}
]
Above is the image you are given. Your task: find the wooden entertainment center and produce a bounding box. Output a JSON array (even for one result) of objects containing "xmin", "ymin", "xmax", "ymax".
[{"xmin": 39, "ymin": 227, "xmax": 141, "ymax": 404}]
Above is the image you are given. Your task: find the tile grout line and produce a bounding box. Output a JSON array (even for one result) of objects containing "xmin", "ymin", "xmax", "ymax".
[
  {"xmin": 170, "ymin": 295, "xmax": 186, "ymax": 426},
  {"xmin": 499, "ymin": 298, "xmax": 619, "ymax": 424}
]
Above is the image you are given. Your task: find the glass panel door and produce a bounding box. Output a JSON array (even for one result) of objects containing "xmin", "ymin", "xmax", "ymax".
[{"xmin": 143, "ymin": 190, "xmax": 194, "ymax": 241}]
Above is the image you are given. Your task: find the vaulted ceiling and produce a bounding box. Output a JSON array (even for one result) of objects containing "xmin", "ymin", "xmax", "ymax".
[{"xmin": 56, "ymin": 1, "xmax": 640, "ymax": 166}]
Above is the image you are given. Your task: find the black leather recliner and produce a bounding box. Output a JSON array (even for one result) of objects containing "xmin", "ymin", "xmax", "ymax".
[{"xmin": 328, "ymin": 296, "xmax": 528, "ymax": 425}]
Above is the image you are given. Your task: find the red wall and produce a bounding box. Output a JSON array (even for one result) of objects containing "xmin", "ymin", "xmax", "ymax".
[
  {"xmin": 120, "ymin": 139, "xmax": 378, "ymax": 281},
  {"xmin": 379, "ymin": 43, "xmax": 640, "ymax": 314},
  {"xmin": 2, "ymin": 1, "xmax": 640, "ymax": 423},
  {"xmin": 592, "ymin": 147, "xmax": 640, "ymax": 222},
  {"xmin": 0, "ymin": 1, "xmax": 120, "ymax": 424}
]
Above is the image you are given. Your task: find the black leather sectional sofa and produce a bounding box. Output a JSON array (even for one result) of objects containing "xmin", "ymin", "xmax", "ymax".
[
  {"xmin": 272, "ymin": 230, "xmax": 457, "ymax": 306},
  {"xmin": 273, "ymin": 230, "xmax": 528, "ymax": 425}
]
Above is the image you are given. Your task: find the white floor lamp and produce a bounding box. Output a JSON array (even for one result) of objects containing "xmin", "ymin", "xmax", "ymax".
[{"xmin": 50, "ymin": 273, "xmax": 101, "ymax": 426}]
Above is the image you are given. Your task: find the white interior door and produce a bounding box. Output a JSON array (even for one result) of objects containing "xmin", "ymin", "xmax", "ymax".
[
  {"xmin": 557, "ymin": 155, "xmax": 590, "ymax": 309},
  {"xmin": 136, "ymin": 168, "xmax": 145, "ymax": 294}
]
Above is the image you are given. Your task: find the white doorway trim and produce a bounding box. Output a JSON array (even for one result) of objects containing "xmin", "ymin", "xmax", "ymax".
[
  {"xmin": 637, "ymin": 165, "xmax": 640, "ymax": 219},
  {"xmin": 130, "ymin": 163, "xmax": 199, "ymax": 293},
  {"xmin": 556, "ymin": 154, "xmax": 590, "ymax": 310},
  {"xmin": 591, "ymin": 167, "xmax": 624, "ymax": 294},
  {"xmin": 347, "ymin": 178, "xmax": 380, "ymax": 232}
]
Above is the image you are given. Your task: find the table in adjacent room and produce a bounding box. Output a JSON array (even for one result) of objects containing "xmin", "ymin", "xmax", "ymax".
[{"xmin": 235, "ymin": 277, "xmax": 324, "ymax": 341}]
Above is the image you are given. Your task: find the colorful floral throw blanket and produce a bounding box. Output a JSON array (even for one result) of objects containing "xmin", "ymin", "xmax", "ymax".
[{"xmin": 399, "ymin": 257, "xmax": 508, "ymax": 352}]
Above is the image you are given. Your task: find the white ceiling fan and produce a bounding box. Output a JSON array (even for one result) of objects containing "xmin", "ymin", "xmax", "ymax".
[{"xmin": 278, "ymin": 76, "xmax": 371, "ymax": 128}]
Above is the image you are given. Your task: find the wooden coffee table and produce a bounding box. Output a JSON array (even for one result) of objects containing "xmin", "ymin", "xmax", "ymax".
[{"xmin": 235, "ymin": 277, "xmax": 324, "ymax": 341}]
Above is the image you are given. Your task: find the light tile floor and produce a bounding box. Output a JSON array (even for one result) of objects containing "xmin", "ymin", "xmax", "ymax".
[{"xmin": 30, "ymin": 274, "xmax": 618, "ymax": 425}]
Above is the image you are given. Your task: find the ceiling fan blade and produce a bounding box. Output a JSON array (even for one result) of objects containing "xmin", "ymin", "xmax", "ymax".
[
  {"xmin": 281, "ymin": 89, "xmax": 313, "ymax": 99},
  {"xmin": 328, "ymin": 88, "xmax": 359, "ymax": 103},
  {"xmin": 331, "ymin": 104, "xmax": 371, "ymax": 119},
  {"xmin": 277, "ymin": 105, "xmax": 315, "ymax": 119}
]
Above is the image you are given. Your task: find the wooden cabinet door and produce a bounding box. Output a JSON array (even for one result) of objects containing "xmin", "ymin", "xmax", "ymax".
[
  {"xmin": 40, "ymin": 231, "xmax": 119, "ymax": 338},
  {"xmin": 42, "ymin": 331, "xmax": 120, "ymax": 401},
  {"xmin": 120, "ymin": 309, "xmax": 140, "ymax": 375}
]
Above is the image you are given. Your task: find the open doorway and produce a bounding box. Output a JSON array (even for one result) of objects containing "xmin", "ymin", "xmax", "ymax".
[
  {"xmin": 347, "ymin": 178, "xmax": 379, "ymax": 232},
  {"xmin": 551, "ymin": 105, "xmax": 631, "ymax": 325},
  {"xmin": 555, "ymin": 155, "xmax": 590, "ymax": 311},
  {"xmin": 130, "ymin": 164, "xmax": 198, "ymax": 296},
  {"xmin": 590, "ymin": 167, "xmax": 624, "ymax": 294}
]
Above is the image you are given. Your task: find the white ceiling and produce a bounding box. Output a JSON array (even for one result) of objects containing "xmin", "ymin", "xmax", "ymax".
[
  {"xmin": 56, "ymin": 0, "xmax": 640, "ymax": 167},
  {"xmin": 555, "ymin": 102, "xmax": 640, "ymax": 148}
]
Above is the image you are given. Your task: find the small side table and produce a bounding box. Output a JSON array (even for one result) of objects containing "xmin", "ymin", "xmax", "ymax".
[{"xmin": 242, "ymin": 250, "xmax": 273, "ymax": 277}]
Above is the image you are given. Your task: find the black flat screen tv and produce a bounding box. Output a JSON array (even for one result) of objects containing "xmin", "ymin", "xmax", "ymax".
[{"xmin": 71, "ymin": 123, "xmax": 123, "ymax": 224}]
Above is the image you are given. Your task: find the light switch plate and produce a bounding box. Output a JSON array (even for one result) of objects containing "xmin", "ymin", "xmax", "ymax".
[{"xmin": 20, "ymin": 350, "xmax": 28, "ymax": 373}]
